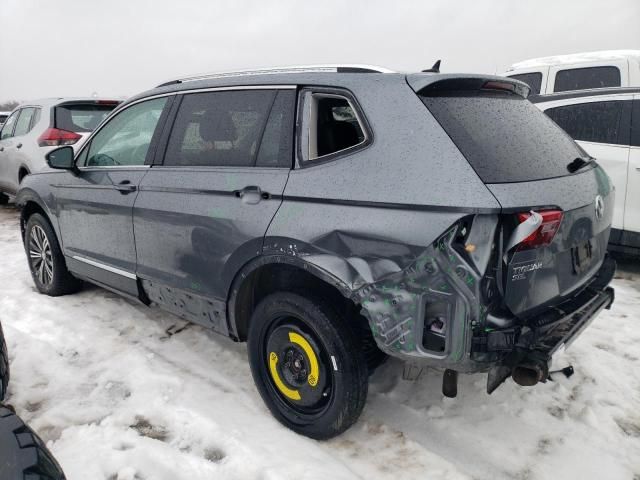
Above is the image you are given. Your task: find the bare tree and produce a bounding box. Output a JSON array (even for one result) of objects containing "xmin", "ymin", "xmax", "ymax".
[{"xmin": 0, "ymin": 101, "xmax": 19, "ymax": 111}]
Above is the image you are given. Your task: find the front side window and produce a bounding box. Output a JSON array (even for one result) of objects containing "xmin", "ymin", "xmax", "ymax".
[
  {"xmin": 554, "ymin": 66, "xmax": 621, "ymax": 93},
  {"xmin": 84, "ymin": 97, "xmax": 167, "ymax": 167},
  {"xmin": 306, "ymin": 93, "xmax": 366, "ymax": 161},
  {"xmin": 164, "ymin": 90, "xmax": 278, "ymax": 167},
  {"xmin": 0, "ymin": 111, "xmax": 19, "ymax": 140},
  {"xmin": 508, "ymin": 72, "xmax": 543, "ymax": 95},
  {"xmin": 13, "ymin": 107, "xmax": 36, "ymax": 137},
  {"xmin": 545, "ymin": 101, "xmax": 625, "ymax": 145}
]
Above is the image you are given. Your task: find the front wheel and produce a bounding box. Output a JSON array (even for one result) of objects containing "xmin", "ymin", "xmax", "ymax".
[
  {"xmin": 24, "ymin": 213, "xmax": 82, "ymax": 296},
  {"xmin": 248, "ymin": 292, "xmax": 368, "ymax": 439}
]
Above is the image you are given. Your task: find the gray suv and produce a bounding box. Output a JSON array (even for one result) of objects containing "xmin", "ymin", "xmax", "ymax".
[{"xmin": 16, "ymin": 66, "xmax": 616, "ymax": 439}]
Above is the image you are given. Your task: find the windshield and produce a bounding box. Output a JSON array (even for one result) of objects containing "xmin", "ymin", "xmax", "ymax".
[{"xmin": 419, "ymin": 91, "xmax": 586, "ymax": 183}]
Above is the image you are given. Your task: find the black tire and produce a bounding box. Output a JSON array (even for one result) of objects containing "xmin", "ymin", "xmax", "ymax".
[
  {"xmin": 248, "ymin": 292, "xmax": 368, "ymax": 439},
  {"xmin": 0, "ymin": 322, "xmax": 8, "ymax": 401},
  {"xmin": 24, "ymin": 213, "xmax": 82, "ymax": 296},
  {"xmin": 0, "ymin": 193, "xmax": 8, "ymax": 205},
  {"xmin": 0, "ymin": 405, "xmax": 66, "ymax": 479}
]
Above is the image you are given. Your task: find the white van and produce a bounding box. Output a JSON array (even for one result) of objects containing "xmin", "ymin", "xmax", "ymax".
[
  {"xmin": 503, "ymin": 50, "xmax": 640, "ymax": 95},
  {"xmin": 531, "ymin": 88, "xmax": 640, "ymax": 255}
]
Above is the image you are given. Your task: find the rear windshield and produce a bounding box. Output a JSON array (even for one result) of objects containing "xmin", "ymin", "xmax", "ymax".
[
  {"xmin": 54, "ymin": 104, "xmax": 116, "ymax": 132},
  {"xmin": 419, "ymin": 91, "xmax": 585, "ymax": 183}
]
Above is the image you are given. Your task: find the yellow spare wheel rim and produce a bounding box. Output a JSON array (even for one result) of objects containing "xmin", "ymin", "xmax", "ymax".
[{"xmin": 266, "ymin": 325, "xmax": 327, "ymax": 408}]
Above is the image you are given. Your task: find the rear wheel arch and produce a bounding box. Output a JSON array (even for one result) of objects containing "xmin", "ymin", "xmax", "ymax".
[
  {"xmin": 227, "ymin": 256, "xmax": 355, "ymax": 342},
  {"xmin": 227, "ymin": 256, "xmax": 387, "ymax": 370}
]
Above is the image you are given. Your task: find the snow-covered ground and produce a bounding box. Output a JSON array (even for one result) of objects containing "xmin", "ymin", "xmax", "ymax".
[{"xmin": 0, "ymin": 203, "xmax": 638, "ymax": 480}]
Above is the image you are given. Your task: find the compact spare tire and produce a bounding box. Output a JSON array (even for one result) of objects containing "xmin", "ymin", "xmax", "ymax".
[
  {"xmin": 248, "ymin": 292, "xmax": 368, "ymax": 439},
  {"xmin": 0, "ymin": 406, "xmax": 66, "ymax": 479}
]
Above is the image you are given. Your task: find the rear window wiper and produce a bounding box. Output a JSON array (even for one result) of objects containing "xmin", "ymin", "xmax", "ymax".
[{"xmin": 567, "ymin": 156, "xmax": 596, "ymax": 173}]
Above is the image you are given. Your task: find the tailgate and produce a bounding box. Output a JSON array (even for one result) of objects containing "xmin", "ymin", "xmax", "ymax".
[{"xmin": 488, "ymin": 166, "xmax": 614, "ymax": 316}]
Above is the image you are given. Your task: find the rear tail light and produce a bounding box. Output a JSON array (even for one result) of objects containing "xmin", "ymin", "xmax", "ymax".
[
  {"xmin": 515, "ymin": 210, "xmax": 563, "ymax": 250},
  {"xmin": 37, "ymin": 128, "xmax": 82, "ymax": 147}
]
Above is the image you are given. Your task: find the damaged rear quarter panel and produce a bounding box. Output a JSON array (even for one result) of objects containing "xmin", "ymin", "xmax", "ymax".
[{"xmin": 263, "ymin": 77, "xmax": 502, "ymax": 368}]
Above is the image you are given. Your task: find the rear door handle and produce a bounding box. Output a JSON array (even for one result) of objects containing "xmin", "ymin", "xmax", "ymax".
[
  {"xmin": 0, "ymin": 147, "xmax": 3, "ymax": 152},
  {"xmin": 114, "ymin": 180, "xmax": 137, "ymax": 194},
  {"xmin": 234, "ymin": 185, "xmax": 269, "ymax": 204},
  {"xmin": 16, "ymin": 143, "xmax": 22, "ymax": 149}
]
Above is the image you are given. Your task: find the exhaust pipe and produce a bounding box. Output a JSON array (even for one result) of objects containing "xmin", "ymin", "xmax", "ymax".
[{"xmin": 512, "ymin": 360, "xmax": 549, "ymax": 387}]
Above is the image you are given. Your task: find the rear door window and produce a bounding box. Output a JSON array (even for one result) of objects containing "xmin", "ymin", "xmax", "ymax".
[
  {"xmin": 554, "ymin": 66, "xmax": 621, "ymax": 92},
  {"xmin": 0, "ymin": 111, "xmax": 19, "ymax": 140},
  {"xmin": 256, "ymin": 90, "xmax": 296, "ymax": 168},
  {"xmin": 545, "ymin": 101, "xmax": 627, "ymax": 145},
  {"xmin": 418, "ymin": 89, "xmax": 584, "ymax": 183},
  {"xmin": 13, "ymin": 108, "xmax": 36, "ymax": 137},
  {"xmin": 507, "ymin": 72, "xmax": 542, "ymax": 95},
  {"xmin": 164, "ymin": 90, "xmax": 277, "ymax": 167},
  {"xmin": 55, "ymin": 104, "xmax": 117, "ymax": 133}
]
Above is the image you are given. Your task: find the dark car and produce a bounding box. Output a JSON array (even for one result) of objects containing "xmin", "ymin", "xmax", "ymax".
[{"xmin": 16, "ymin": 66, "xmax": 615, "ymax": 439}]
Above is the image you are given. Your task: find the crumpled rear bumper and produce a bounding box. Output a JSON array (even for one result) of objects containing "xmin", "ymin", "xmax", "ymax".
[{"xmin": 480, "ymin": 255, "xmax": 616, "ymax": 393}]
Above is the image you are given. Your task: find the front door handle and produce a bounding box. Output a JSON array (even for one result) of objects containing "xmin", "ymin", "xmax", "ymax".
[
  {"xmin": 235, "ymin": 185, "xmax": 269, "ymax": 205},
  {"xmin": 114, "ymin": 180, "xmax": 137, "ymax": 194},
  {"xmin": 16, "ymin": 143, "xmax": 22, "ymax": 149},
  {"xmin": 0, "ymin": 147, "xmax": 3, "ymax": 152}
]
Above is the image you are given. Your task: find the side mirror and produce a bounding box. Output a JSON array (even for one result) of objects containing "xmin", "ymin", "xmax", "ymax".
[{"xmin": 46, "ymin": 146, "xmax": 76, "ymax": 170}]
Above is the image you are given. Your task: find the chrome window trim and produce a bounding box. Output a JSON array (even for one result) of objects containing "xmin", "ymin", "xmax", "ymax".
[{"xmin": 71, "ymin": 255, "xmax": 136, "ymax": 279}]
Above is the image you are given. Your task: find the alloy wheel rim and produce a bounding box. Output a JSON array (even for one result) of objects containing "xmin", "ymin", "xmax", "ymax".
[{"xmin": 29, "ymin": 225, "xmax": 53, "ymax": 286}]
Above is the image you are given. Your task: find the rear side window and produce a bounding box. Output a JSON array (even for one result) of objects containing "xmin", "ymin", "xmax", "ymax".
[
  {"xmin": 13, "ymin": 108, "xmax": 36, "ymax": 137},
  {"xmin": 545, "ymin": 101, "xmax": 626, "ymax": 145},
  {"xmin": 508, "ymin": 73, "xmax": 543, "ymax": 95},
  {"xmin": 55, "ymin": 104, "xmax": 117, "ymax": 133},
  {"xmin": 306, "ymin": 93, "xmax": 366, "ymax": 160},
  {"xmin": 554, "ymin": 66, "xmax": 621, "ymax": 92},
  {"xmin": 0, "ymin": 112, "xmax": 18, "ymax": 139},
  {"xmin": 165, "ymin": 90, "xmax": 277, "ymax": 167},
  {"xmin": 419, "ymin": 90, "xmax": 584, "ymax": 183},
  {"xmin": 0, "ymin": 114, "xmax": 8, "ymax": 124}
]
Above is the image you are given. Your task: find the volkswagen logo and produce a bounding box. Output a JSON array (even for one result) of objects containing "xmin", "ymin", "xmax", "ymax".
[{"xmin": 594, "ymin": 195, "xmax": 605, "ymax": 220}]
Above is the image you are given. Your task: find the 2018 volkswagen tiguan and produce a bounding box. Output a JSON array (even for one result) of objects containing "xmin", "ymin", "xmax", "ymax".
[{"xmin": 16, "ymin": 66, "xmax": 615, "ymax": 439}]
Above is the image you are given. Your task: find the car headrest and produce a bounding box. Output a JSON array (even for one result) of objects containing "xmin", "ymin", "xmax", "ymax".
[{"xmin": 198, "ymin": 111, "xmax": 237, "ymax": 142}]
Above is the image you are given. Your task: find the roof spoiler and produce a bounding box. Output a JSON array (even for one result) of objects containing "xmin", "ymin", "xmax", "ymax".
[{"xmin": 407, "ymin": 74, "xmax": 531, "ymax": 99}]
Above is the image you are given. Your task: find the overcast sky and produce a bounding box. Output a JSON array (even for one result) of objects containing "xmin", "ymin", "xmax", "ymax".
[{"xmin": 1, "ymin": 0, "xmax": 638, "ymax": 102}]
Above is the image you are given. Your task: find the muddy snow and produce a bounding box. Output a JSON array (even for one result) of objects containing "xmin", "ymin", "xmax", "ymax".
[{"xmin": 0, "ymin": 204, "xmax": 638, "ymax": 480}]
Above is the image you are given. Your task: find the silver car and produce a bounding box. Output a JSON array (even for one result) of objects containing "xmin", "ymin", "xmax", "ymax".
[{"xmin": 0, "ymin": 98, "xmax": 119, "ymax": 203}]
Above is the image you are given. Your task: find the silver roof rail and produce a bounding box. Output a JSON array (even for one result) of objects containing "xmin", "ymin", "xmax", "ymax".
[{"xmin": 156, "ymin": 64, "xmax": 395, "ymax": 87}]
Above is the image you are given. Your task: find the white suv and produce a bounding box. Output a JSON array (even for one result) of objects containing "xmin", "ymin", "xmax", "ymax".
[
  {"xmin": 0, "ymin": 98, "xmax": 119, "ymax": 204},
  {"xmin": 532, "ymin": 88, "xmax": 640, "ymax": 254},
  {"xmin": 503, "ymin": 50, "xmax": 640, "ymax": 95}
]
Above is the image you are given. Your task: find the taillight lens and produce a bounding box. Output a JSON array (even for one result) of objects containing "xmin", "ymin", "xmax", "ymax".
[
  {"xmin": 37, "ymin": 128, "xmax": 82, "ymax": 147},
  {"xmin": 515, "ymin": 210, "xmax": 563, "ymax": 250}
]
